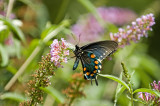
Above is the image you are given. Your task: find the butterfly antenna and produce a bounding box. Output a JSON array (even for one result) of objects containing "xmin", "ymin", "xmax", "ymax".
[
  {"xmin": 71, "ymin": 33, "xmax": 77, "ymax": 44},
  {"xmin": 95, "ymin": 78, "xmax": 98, "ymax": 86},
  {"xmin": 77, "ymin": 34, "xmax": 81, "ymax": 46}
]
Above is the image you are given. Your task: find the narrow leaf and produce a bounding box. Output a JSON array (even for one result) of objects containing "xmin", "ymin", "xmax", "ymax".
[
  {"xmin": 99, "ymin": 74, "xmax": 130, "ymax": 91},
  {"xmin": 0, "ymin": 92, "xmax": 28, "ymax": 102},
  {"xmin": 116, "ymin": 73, "xmax": 127, "ymax": 99},
  {"xmin": 40, "ymin": 86, "xmax": 65, "ymax": 103}
]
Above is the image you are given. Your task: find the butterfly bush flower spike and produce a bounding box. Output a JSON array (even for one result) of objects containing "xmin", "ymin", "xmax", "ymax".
[
  {"xmin": 50, "ymin": 38, "xmax": 69, "ymax": 67},
  {"xmin": 20, "ymin": 38, "xmax": 70, "ymax": 105},
  {"xmin": 138, "ymin": 81, "xmax": 160, "ymax": 105},
  {"xmin": 110, "ymin": 13, "xmax": 155, "ymax": 47}
]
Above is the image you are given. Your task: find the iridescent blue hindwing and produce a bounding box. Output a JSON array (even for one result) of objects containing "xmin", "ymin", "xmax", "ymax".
[{"xmin": 80, "ymin": 52, "xmax": 102, "ymax": 84}]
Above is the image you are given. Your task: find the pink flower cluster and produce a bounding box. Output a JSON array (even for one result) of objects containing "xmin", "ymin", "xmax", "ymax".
[
  {"xmin": 151, "ymin": 81, "xmax": 160, "ymax": 91},
  {"xmin": 138, "ymin": 92, "xmax": 155, "ymax": 102},
  {"xmin": 138, "ymin": 81, "xmax": 160, "ymax": 105},
  {"xmin": 110, "ymin": 13, "xmax": 155, "ymax": 48},
  {"xmin": 50, "ymin": 38, "xmax": 69, "ymax": 67},
  {"xmin": 71, "ymin": 7, "xmax": 136, "ymax": 43}
]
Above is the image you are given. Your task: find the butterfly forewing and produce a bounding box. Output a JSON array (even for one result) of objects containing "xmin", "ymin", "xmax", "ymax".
[{"xmin": 81, "ymin": 40, "xmax": 118, "ymax": 61}]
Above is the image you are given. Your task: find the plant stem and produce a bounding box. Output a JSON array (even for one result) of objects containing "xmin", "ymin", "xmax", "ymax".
[
  {"xmin": 121, "ymin": 62, "xmax": 134, "ymax": 106},
  {"xmin": 68, "ymin": 82, "xmax": 81, "ymax": 106},
  {"xmin": 6, "ymin": 0, "xmax": 15, "ymax": 18},
  {"xmin": 4, "ymin": 46, "xmax": 41, "ymax": 90},
  {"xmin": 130, "ymin": 87, "xmax": 134, "ymax": 106}
]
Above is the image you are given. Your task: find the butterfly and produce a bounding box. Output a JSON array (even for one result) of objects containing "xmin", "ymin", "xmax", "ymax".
[{"xmin": 73, "ymin": 40, "xmax": 118, "ymax": 86}]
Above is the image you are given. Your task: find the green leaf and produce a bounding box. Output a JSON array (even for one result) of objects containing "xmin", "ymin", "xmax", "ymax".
[
  {"xmin": 0, "ymin": 44, "xmax": 9, "ymax": 66},
  {"xmin": 99, "ymin": 74, "xmax": 130, "ymax": 91},
  {"xmin": 40, "ymin": 86, "xmax": 65, "ymax": 103},
  {"xmin": 117, "ymin": 86, "xmax": 127, "ymax": 98},
  {"xmin": 41, "ymin": 25, "xmax": 56, "ymax": 39},
  {"xmin": 0, "ymin": 92, "xmax": 28, "ymax": 102},
  {"xmin": 133, "ymin": 88, "xmax": 160, "ymax": 97}
]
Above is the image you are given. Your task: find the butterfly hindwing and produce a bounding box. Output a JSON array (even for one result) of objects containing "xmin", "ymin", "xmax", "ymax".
[{"xmin": 80, "ymin": 51, "xmax": 101, "ymax": 85}]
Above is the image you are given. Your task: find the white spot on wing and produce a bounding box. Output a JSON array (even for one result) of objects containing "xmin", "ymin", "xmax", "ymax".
[
  {"xmin": 98, "ymin": 70, "xmax": 100, "ymax": 73},
  {"xmin": 99, "ymin": 65, "xmax": 102, "ymax": 69},
  {"xmin": 97, "ymin": 59, "xmax": 101, "ymax": 62}
]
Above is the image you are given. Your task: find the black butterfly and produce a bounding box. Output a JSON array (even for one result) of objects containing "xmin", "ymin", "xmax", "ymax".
[{"xmin": 73, "ymin": 40, "xmax": 118, "ymax": 86}]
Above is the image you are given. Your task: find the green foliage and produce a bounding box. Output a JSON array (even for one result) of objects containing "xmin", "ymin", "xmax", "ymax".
[
  {"xmin": 40, "ymin": 86, "xmax": 65, "ymax": 103},
  {"xmin": 99, "ymin": 74, "xmax": 130, "ymax": 91},
  {"xmin": 0, "ymin": 92, "xmax": 28, "ymax": 102}
]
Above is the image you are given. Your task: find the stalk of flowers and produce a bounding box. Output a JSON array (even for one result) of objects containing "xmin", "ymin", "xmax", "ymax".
[
  {"xmin": 138, "ymin": 81, "xmax": 160, "ymax": 105},
  {"xmin": 61, "ymin": 72, "xmax": 87, "ymax": 106},
  {"xmin": 20, "ymin": 38, "xmax": 70, "ymax": 106},
  {"xmin": 110, "ymin": 13, "xmax": 155, "ymax": 48}
]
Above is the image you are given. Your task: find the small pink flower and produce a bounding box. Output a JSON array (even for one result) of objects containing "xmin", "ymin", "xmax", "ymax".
[
  {"xmin": 64, "ymin": 50, "xmax": 69, "ymax": 56},
  {"xmin": 50, "ymin": 39, "xmax": 59, "ymax": 49},
  {"xmin": 51, "ymin": 55, "xmax": 60, "ymax": 62},
  {"xmin": 63, "ymin": 57, "xmax": 68, "ymax": 63},
  {"xmin": 138, "ymin": 92, "xmax": 144, "ymax": 100}
]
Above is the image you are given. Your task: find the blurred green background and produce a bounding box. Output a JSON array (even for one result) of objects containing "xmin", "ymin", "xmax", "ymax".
[{"xmin": 0, "ymin": 0, "xmax": 160, "ymax": 105}]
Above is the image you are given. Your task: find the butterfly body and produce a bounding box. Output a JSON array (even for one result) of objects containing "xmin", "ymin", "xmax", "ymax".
[{"xmin": 73, "ymin": 40, "xmax": 118, "ymax": 85}]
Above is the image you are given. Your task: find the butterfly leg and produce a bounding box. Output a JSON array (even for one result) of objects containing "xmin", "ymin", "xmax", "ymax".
[
  {"xmin": 95, "ymin": 78, "xmax": 98, "ymax": 86},
  {"xmin": 91, "ymin": 78, "xmax": 93, "ymax": 85}
]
